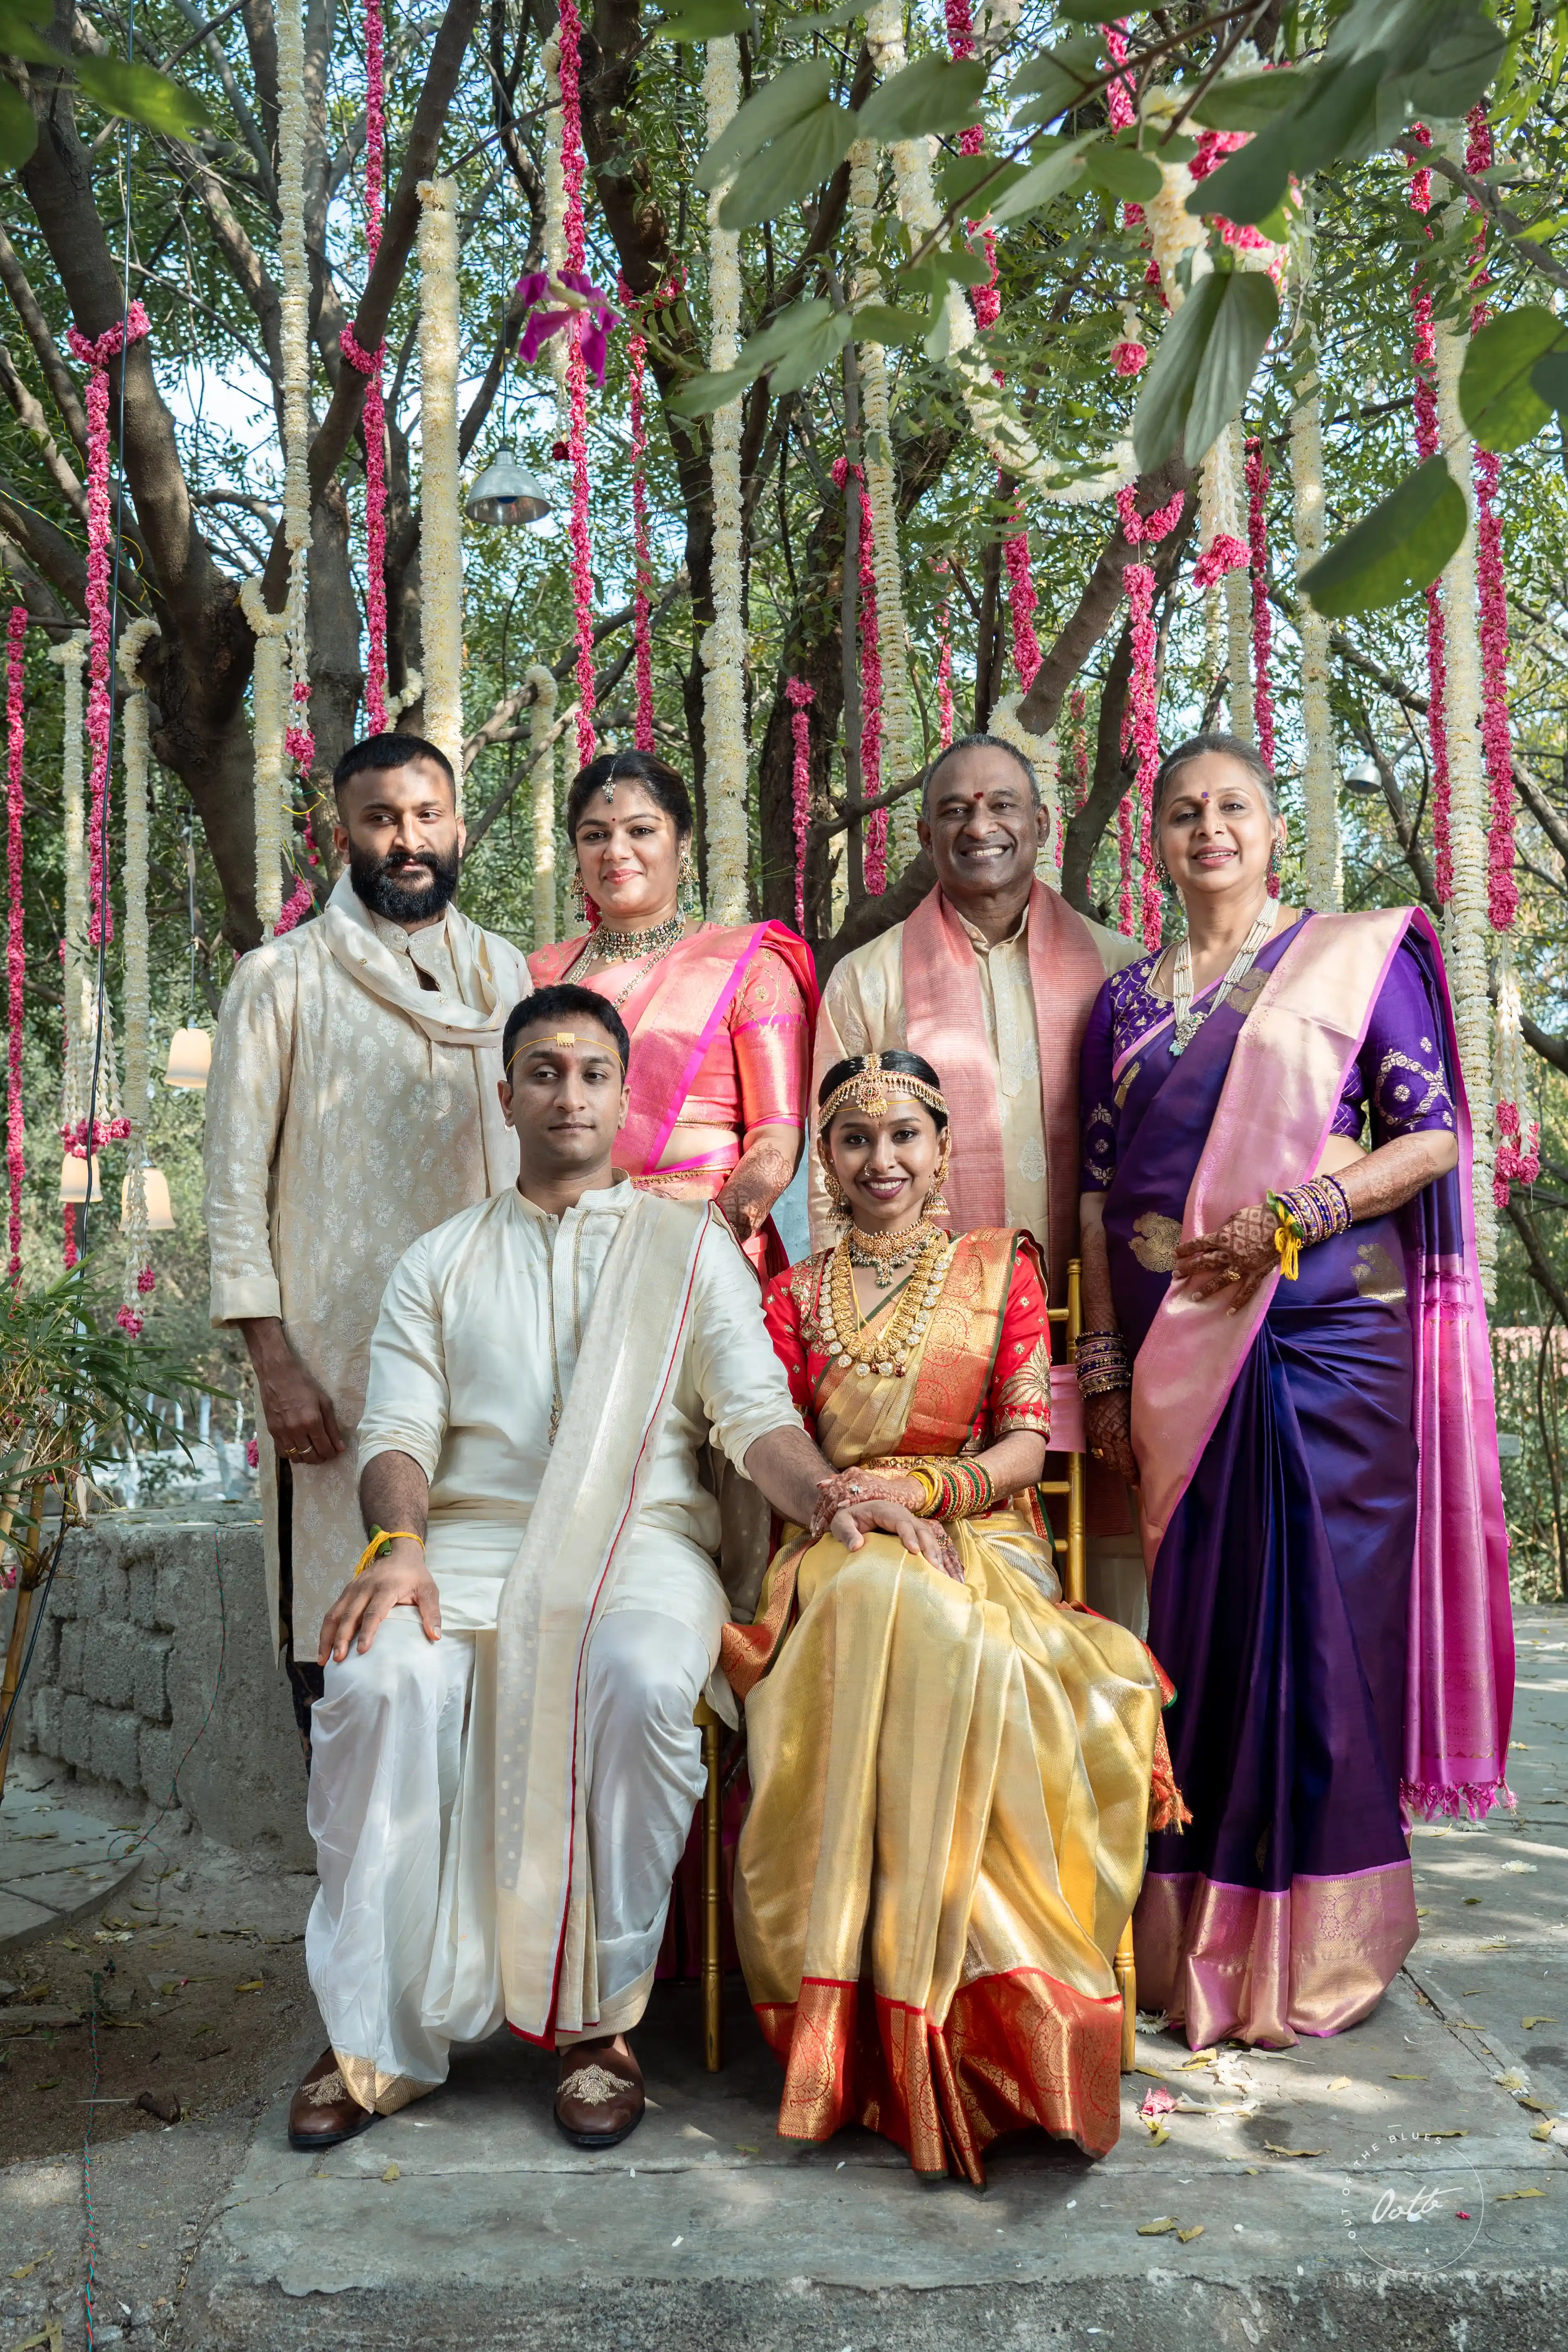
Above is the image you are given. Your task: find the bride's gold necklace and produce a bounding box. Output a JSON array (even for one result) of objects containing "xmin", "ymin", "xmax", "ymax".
[{"xmin": 818, "ymin": 1223, "xmax": 950, "ymax": 1380}]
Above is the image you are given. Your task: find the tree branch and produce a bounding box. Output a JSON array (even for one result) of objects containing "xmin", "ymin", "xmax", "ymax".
[
  {"xmin": 0, "ymin": 224, "xmax": 88, "ymax": 456},
  {"xmin": 1507, "ymin": 1195, "xmax": 1568, "ymax": 1325},
  {"xmin": 0, "ymin": 336, "xmax": 86, "ymax": 520}
]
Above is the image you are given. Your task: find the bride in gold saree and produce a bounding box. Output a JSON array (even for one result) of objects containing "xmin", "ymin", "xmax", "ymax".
[{"xmin": 725, "ymin": 1051, "xmax": 1181, "ymax": 2184}]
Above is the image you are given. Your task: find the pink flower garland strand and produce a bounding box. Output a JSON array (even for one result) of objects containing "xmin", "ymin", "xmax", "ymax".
[
  {"xmin": 832, "ymin": 458, "xmax": 886, "ymax": 891},
  {"xmin": 1118, "ymin": 484, "xmax": 1184, "ymax": 949},
  {"xmin": 1004, "ymin": 499, "xmax": 1042, "ymax": 693},
  {"xmin": 558, "ymin": 0, "xmax": 598, "ymax": 769},
  {"xmin": 933, "ymin": 568, "xmax": 955, "ymax": 750},
  {"xmin": 786, "ymin": 679, "xmax": 814, "ymax": 930},
  {"xmin": 66, "ymin": 301, "xmax": 150, "ymax": 947},
  {"xmin": 1245, "ymin": 436, "xmax": 1280, "ymax": 900},
  {"xmin": 5, "ymin": 607, "xmax": 24, "ymax": 1286},
  {"xmin": 1465, "ymin": 104, "xmax": 1517, "ymax": 938},
  {"xmin": 1409, "ymin": 129, "xmax": 1451, "ymax": 907}
]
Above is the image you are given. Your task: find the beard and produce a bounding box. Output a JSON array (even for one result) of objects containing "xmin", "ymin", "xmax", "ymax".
[{"xmin": 348, "ymin": 841, "xmax": 461, "ymax": 925}]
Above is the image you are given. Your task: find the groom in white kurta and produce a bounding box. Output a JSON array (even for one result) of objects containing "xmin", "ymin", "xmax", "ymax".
[{"xmin": 293, "ymin": 986, "xmax": 942, "ymax": 2154}]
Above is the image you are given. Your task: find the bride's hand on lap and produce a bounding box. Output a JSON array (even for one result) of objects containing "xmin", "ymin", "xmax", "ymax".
[
  {"xmin": 1174, "ymin": 1203, "xmax": 1277, "ymax": 1308},
  {"xmin": 317, "ymin": 1541, "xmax": 441, "ymax": 1665},
  {"xmin": 1084, "ymin": 1390, "xmax": 1138, "ymax": 1485}
]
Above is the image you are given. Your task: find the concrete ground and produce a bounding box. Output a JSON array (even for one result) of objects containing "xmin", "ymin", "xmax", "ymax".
[{"xmin": 0, "ymin": 1605, "xmax": 1564, "ymax": 2351}]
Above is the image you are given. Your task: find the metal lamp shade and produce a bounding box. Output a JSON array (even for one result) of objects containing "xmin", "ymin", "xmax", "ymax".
[
  {"xmin": 464, "ymin": 451, "xmax": 552, "ymax": 527},
  {"xmin": 59, "ymin": 1152, "xmax": 103, "ymax": 1205},
  {"xmin": 121, "ymin": 1167, "xmax": 176, "ymax": 1232},
  {"xmin": 164, "ymin": 1026, "xmax": 212, "ymax": 1089}
]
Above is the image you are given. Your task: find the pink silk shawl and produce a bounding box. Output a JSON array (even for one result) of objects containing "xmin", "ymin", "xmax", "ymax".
[
  {"xmin": 901, "ymin": 880, "xmax": 1108, "ymax": 1305},
  {"xmin": 1129, "ymin": 906, "xmax": 1513, "ymax": 1819}
]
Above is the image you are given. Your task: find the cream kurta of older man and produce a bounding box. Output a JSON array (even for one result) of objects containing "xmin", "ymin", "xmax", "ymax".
[{"xmin": 203, "ymin": 871, "xmax": 532, "ymax": 1654}]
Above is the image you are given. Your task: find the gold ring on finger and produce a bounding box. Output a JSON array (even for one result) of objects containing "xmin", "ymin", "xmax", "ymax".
[{"xmin": 1224, "ymin": 1268, "xmax": 1242, "ymax": 1284}]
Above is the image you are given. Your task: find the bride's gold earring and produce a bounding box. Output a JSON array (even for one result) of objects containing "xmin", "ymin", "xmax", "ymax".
[
  {"xmin": 819, "ymin": 1143, "xmax": 851, "ymax": 1224},
  {"xmin": 925, "ymin": 1136, "xmax": 951, "ymax": 1216}
]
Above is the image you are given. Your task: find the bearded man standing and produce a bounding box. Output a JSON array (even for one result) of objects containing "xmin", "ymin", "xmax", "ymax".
[
  {"xmin": 204, "ymin": 732, "xmax": 531, "ymax": 1719},
  {"xmin": 811, "ymin": 734, "xmax": 1145, "ymax": 1624}
]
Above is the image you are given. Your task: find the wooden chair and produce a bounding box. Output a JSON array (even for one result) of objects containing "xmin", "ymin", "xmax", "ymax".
[
  {"xmin": 1039, "ymin": 1258, "xmax": 1138, "ymax": 2072},
  {"xmin": 695, "ymin": 1256, "xmax": 1140, "ymax": 2080}
]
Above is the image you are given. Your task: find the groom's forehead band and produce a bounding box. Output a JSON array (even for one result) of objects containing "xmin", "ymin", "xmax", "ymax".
[{"xmin": 507, "ymin": 1030, "xmax": 625, "ymax": 1074}]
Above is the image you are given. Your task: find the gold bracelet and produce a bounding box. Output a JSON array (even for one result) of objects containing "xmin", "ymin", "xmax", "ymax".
[
  {"xmin": 902, "ymin": 1464, "xmax": 944, "ymax": 1519},
  {"xmin": 351, "ymin": 1527, "xmax": 424, "ymax": 1580}
]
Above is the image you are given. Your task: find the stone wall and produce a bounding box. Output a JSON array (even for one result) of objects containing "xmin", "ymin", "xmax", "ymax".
[{"xmin": 10, "ymin": 1505, "xmax": 313, "ymax": 1869}]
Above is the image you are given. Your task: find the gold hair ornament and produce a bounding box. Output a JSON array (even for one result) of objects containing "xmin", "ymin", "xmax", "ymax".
[{"xmin": 816, "ymin": 1052, "xmax": 948, "ymax": 1134}]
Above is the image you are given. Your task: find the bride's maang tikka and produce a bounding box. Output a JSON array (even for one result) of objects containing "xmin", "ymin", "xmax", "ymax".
[{"xmin": 816, "ymin": 1052, "xmax": 948, "ymax": 1131}]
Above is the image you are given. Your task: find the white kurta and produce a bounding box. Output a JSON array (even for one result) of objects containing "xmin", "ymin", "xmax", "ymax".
[
  {"xmin": 309, "ymin": 1180, "xmax": 801, "ymax": 2109},
  {"xmin": 203, "ymin": 872, "xmax": 532, "ymax": 1653}
]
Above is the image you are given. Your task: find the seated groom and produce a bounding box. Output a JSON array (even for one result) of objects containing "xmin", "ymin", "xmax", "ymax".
[
  {"xmin": 290, "ymin": 983, "xmax": 944, "ymax": 2156},
  {"xmin": 811, "ymin": 733, "xmax": 1145, "ymax": 1627}
]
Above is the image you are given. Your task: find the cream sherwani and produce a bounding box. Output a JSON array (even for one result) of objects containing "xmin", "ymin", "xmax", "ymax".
[
  {"xmin": 203, "ymin": 872, "xmax": 532, "ymax": 1655},
  {"xmin": 307, "ymin": 1181, "xmax": 800, "ymax": 2112}
]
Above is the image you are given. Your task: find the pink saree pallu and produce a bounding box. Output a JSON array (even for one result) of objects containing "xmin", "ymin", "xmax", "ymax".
[{"xmin": 1100, "ymin": 909, "xmax": 1512, "ymax": 2048}]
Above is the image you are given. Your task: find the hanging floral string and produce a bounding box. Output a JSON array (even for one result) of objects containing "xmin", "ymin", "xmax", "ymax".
[
  {"xmin": 527, "ymin": 662, "xmax": 558, "ymax": 946},
  {"xmin": 240, "ymin": 578, "xmax": 289, "ymax": 937},
  {"xmin": 1065, "ymin": 686, "xmax": 1090, "ymax": 811},
  {"xmin": 277, "ymin": 0, "xmax": 314, "ymax": 786},
  {"xmin": 1408, "ymin": 130, "xmax": 1450, "ymax": 906},
  {"xmin": 67, "ymin": 301, "xmax": 150, "ymax": 947},
  {"xmin": 559, "ymin": 0, "xmax": 598, "ymax": 770},
  {"xmin": 116, "ymin": 619, "xmax": 159, "ymax": 1333},
  {"xmin": 942, "ymin": 0, "xmax": 1000, "ymax": 329},
  {"xmin": 341, "ymin": 0, "xmax": 390, "ymax": 732},
  {"xmin": 1291, "ymin": 203, "xmax": 1340, "ymax": 910},
  {"xmin": 1118, "ymin": 482, "xmax": 1184, "ymax": 951},
  {"xmin": 1245, "ymin": 434, "xmax": 1277, "ymax": 892},
  {"xmin": 786, "ymin": 678, "xmax": 814, "ymax": 931},
  {"xmin": 5, "ymin": 608, "xmax": 24, "ymax": 1285},
  {"xmin": 1430, "ymin": 129, "xmax": 1494, "ymax": 1282},
  {"xmin": 990, "ymin": 693, "xmax": 1063, "ymax": 872},
  {"xmin": 624, "ymin": 285, "xmax": 656, "ymax": 753},
  {"xmin": 417, "ymin": 179, "xmax": 464, "ymax": 794},
  {"xmin": 1004, "ymin": 517, "xmax": 1041, "ymax": 693},
  {"xmin": 833, "ymin": 456, "xmax": 885, "ymax": 890},
  {"xmin": 701, "ymin": 34, "xmax": 750, "ymax": 921},
  {"xmin": 932, "ymin": 563, "xmax": 955, "ymax": 750}
]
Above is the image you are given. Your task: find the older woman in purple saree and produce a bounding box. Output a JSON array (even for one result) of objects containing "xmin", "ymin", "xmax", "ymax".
[{"xmin": 1076, "ymin": 734, "xmax": 1513, "ymax": 2051}]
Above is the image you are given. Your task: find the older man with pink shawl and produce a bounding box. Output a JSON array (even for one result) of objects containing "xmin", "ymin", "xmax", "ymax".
[{"xmin": 811, "ymin": 734, "xmax": 1143, "ymax": 1623}]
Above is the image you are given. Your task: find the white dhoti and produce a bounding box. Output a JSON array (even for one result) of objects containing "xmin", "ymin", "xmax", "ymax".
[
  {"xmin": 308, "ymin": 1599, "xmax": 713, "ymax": 2111},
  {"xmin": 307, "ymin": 1181, "xmax": 802, "ymax": 2111}
]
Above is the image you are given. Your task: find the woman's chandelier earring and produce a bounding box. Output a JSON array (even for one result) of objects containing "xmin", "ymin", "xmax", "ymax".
[
  {"xmin": 1269, "ymin": 838, "xmax": 1283, "ymax": 878},
  {"xmin": 925, "ymin": 1137, "xmax": 952, "ymax": 1216},
  {"xmin": 819, "ymin": 1143, "xmax": 852, "ymax": 1225},
  {"xmin": 570, "ymin": 867, "xmax": 587, "ymax": 919},
  {"xmin": 1154, "ymin": 855, "xmax": 1171, "ymax": 887},
  {"xmin": 678, "ymin": 843, "xmax": 699, "ymax": 918}
]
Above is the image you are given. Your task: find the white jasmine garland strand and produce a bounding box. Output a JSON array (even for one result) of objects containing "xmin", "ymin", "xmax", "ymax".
[
  {"xmin": 849, "ymin": 136, "xmax": 917, "ymax": 873},
  {"xmin": 989, "ymin": 692, "xmax": 1062, "ymax": 872},
  {"xmin": 527, "ymin": 662, "xmax": 558, "ymax": 945},
  {"xmin": 48, "ymin": 632, "xmax": 91, "ymax": 1130},
  {"xmin": 417, "ymin": 179, "xmax": 464, "ymax": 796},
  {"xmin": 701, "ymin": 34, "xmax": 748, "ymax": 924},
  {"xmin": 117, "ymin": 617, "xmax": 159, "ymax": 1318},
  {"xmin": 1433, "ymin": 191, "xmax": 1495, "ymax": 1287},
  {"xmin": 1290, "ymin": 216, "xmax": 1340, "ymax": 910},
  {"xmin": 542, "ymin": 36, "xmax": 571, "ymax": 440},
  {"xmin": 240, "ymin": 576, "xmax": 289, "ymax": 938},
  {"xmin": 1493, "ymin": 935, "xmax": 1528, "ymax": 1145},
  {"xmin": 276, "ymin": 0, "xmax": 311, "ymax": 732},
  {"xmin": 1223, "ymin": 427, "xmax": 1253, "ymax": 743}
]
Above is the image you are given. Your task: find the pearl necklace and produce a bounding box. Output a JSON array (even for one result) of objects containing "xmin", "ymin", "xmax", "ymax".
[
  {"xmin": 816, "ymin": 1227, "xmax": 951, "ymax": 1380},
  {"xmin": 1169, "ymin": 904, "xmax": 1276, "ymax": 1057}
]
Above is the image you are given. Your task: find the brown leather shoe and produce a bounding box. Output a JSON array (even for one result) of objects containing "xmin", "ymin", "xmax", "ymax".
[
  {"xmin": 554, "ymin": 2036, "xmax": 645, "ymax": 2149},
  {"xmin": 288, "ymin": 2047, "xmax": 376, "ymax": 2152}
]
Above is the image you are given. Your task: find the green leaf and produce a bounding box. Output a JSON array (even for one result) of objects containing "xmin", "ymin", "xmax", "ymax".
[
  {"xmin": 856, "ymin": 56, "xmax": 987, "ymax": 143},
  {"xmin": 1007, "ymin": 39, "xmax": 1099, "ymax": 125},
  {"xmin": 1132, "ymin": 270, "xmax": 1225, "ymax": 469},
  {"xmin": 784, "ymin": 0, "xmax": 861, "ymax": 22},
  {"xmin": 0, "ymin": 0, "xmax": 64, "ymax": 64},
  {"xmin": 851, "ymin": 300, "xmax": 928, "ymax": 344},
  {"xmin": 937, "ymin": 150, "xmax": 1025, "ymax": 211},
  {"xmin": 0, "ymin": 76, "xmax": 37, "ymax": 167},
  {"xmin": 1189, "ymin": 67, "xmax": 1324, "ymax": 132},
  {"xmin": 1301, "ymin": 456, "xmax": 1467, "ymax": 617},
  {"xmin": 651, "ymin": 0, "xmax": 748, "ymax": 37},
  {"xmin": 769, "ymin": 304, "xmax": 853, "ymax": 393},
  {"xmin": 717, "ymin": 100, "xmax": 855, "ymax": 227},
  {"xmin": 1532, "ymin": 350, "xmax": 1568, "ymax": 415},
  {"xmin": 1182, "ymin": 127, "xmax": 1293, "ymax": 226},
  {"xmin": 696, "ymin": 58, "xmax": 834, "ymax": 191},
  {"xmin": 1081, "ymin": 137, "xmax": 1162, "ymax": 202},
  {"xmin": 73, "ymin": 54, "xmax": 211, "ymax": 135},
  {"xmin": 668, "ymin": 364, "xmax": 756, "ymax": 416},
  {"xmin": 897, "ymin": 243, "xmax": 995, "ymax": 295},
  {"xmin": 1184, "ymin": 268, "xmax": 1277, "ymax": 463},
  {"xmin": 1459, "ymin": 305, "xmax": 1568, "ymax": 451},
  {"xmin": 986, "ymin": 134, "xmax": 1092, "ymax": 225},
  {"xmin": 1054, "ymin": 0, "xmax": 1109, "ymax": 18},
  {"xmin": 1406, "ymin": 12, "xmax": 1506, "ymax": 118}
]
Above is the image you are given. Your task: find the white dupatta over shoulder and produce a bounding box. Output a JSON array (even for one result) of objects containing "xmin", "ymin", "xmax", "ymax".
[{"xmin": 493, "ymin": 1189, "xmax": 715, "ymax": 2041}]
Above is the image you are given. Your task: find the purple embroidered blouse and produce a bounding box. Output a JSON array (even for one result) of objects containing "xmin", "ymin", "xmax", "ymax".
[{"xmin": 1079, "ymin": 922, "xmax": 1457, "ymax": 1194}]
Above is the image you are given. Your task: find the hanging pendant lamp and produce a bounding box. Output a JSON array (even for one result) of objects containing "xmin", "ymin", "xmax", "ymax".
[
  {"xmin": 465, "ymin": 450, "xmax": 552, "ymax": 527},
  {"xmin": 164, "ymin": 1027, "xmax": 212, "ymax": 1088},
  {"xmin": 121, "ymin": 1167, "xmax": 175, "ymax": 1231}
]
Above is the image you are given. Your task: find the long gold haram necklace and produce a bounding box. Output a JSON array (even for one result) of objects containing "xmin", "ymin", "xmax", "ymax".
[
  {"xmin": 818, "ymin": 1227, "xmax": 951, "ymax": 1379},
  {"xmin": 1169, "ymin": 902, "xmax": 1277, "ymax": 1057}
]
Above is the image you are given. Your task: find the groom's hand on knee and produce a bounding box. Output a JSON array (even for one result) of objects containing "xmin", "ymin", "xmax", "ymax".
[{"xmin": 318, "ymin": 1541, "xmax": 442, "ymax": 1664}]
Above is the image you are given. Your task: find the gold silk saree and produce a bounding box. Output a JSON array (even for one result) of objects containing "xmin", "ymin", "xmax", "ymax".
[{"xmin": 728, "ymin": 1229, "xmax": 1177, "ymax": 2182}]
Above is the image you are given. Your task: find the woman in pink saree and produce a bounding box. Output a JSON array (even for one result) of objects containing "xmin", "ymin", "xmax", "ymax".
[
  {"xmin": 1077, "ymin": 734, "xmax": 1513, "ymax": 2051},
  {"xmin": 529, "ymin": 751, "xmax": 816, "ymax": 1277}
]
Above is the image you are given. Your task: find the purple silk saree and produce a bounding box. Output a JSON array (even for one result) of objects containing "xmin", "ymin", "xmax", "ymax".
[{"xmin": 1085, "ymin": 908, "xmax": 1513, "ymax": 2048}]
